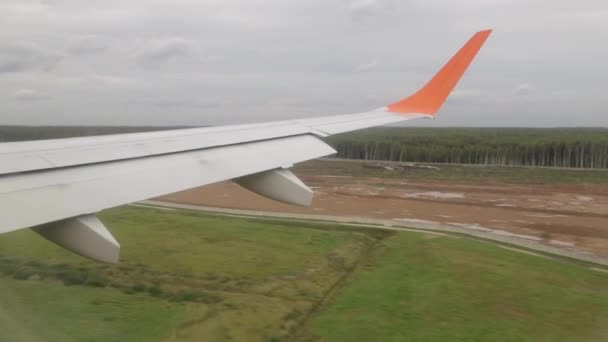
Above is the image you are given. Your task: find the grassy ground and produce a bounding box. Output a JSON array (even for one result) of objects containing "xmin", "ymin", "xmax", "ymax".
[
  {"xmin": 0, "ymin": 207, "xmax": 380, "ymax": 341},
  {"xmin": 305, "ymin": 233, "xmax": 608, "ymax": 341},
  {"xmin": 0, "ymin": 207, "xmax": 607, "ymax": 341},
  {"xmin": 0, "ymin": 278, "xmax": 186, "ymax": 342},
  {"xmin": 295, "ymin": 159, "xmax": 608, "ymax": 184}
]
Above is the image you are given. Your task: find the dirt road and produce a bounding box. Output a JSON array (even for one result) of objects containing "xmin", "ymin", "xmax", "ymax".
[{"xmin": 157, "ymin": 165, "xmax": 608, "ymax": 259}]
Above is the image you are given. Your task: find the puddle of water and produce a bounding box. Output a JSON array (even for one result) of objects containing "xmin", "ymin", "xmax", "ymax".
[
  {"xmin": 498, "ymin": 245, "xmax": 550, "ymax": 259},
  {"xmin": 394, "ymin": 218, "xmax": 437, "ymax": 225},
  {"xmin": 405, "ymin": 191, "xmax": 465, "ymax": 200},
  {"xmin": 492, "ymin": 230, "xmax": 542, "ymax": 241},
  {"xmin": 447, "ymin": 222, "xmax": 492, "ymax": 232},
  {"xmin": 524, "ymin": 213, "xmax": 559, "ymax": 218},
  {"xmin": 446, "ymin": 222, "xmax": 543, "ymax": 241},
  {"xmin": 549, "ymin": 240, "xmax": 575, "ymax": 247},
  {"xmin": 131, "ymin": 204, "xmax": 176, "ymax": 211}
]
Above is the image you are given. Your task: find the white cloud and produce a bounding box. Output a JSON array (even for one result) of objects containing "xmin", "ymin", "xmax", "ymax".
[
  {"xmin": 450, "ymin": 89, "xmax": 492, "ymax": 99},
  {"xmin": 88, "ymin": 74, "xmax": 135, "ymax": 87},
  {"xmin": 11, "ymin": 89, "xmax": 49, "ymax": 101},
  {"xmin": 0, "ymin": 1, "xmax": 50, "ymax": 13},
  {"xmin": 355, "ymin": 59, "xmax": 379, "ymax": 72},
  {"xmin": 575, "ymin": 9, "xmax": 608, "ymax": 17}
]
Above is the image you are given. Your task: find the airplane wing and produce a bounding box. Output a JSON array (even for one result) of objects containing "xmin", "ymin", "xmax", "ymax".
[{"xmin": 0, "ymin": 30, "xmax": 492, "ymax": 263}]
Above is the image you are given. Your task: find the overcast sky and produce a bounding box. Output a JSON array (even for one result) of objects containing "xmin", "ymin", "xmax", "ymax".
[{"xmin": 1, "ymin": 0, "xmax": 607, "ymax": 127}]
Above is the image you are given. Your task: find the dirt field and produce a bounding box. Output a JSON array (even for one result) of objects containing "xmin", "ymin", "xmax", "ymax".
[{"xmin": 158, "ymin": 160, "xmax": 608, "ymax": 258}]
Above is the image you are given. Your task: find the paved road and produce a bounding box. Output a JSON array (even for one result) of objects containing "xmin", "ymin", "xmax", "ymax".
[{"xmin": 138, "ymin": 200, "xmax": 608, "ymax": 267}]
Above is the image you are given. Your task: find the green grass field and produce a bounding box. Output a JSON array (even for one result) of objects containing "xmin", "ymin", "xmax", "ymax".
[
  {"xmin": 0, "ymin": 206, "xmax": 607, "ymax": 341},
  {"xmin": 308, "ymin": 233, "xmax": 608, "ymax": 341}
]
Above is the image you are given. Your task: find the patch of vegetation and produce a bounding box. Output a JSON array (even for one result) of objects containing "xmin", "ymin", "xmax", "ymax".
[
  {"xmin": 85, "ymin": 273, "xmax": 110, "ymax": 288},
  {"xmin": 0, "ymin": 206, "xmax": 372, "ymax": 341},
  {"xmin": 124, "ymin": 283, "xmax": 147, "ymax": 294},
  {"xmin": 147, "ymin": 284, "xmax": 163, "ymax": 297},
  {"xmin": 167, "ymin": 290, "xmax": 221, "ymax": 304},
  {"xmin": 57, "ymin": 269, "xmax": 88, "ymax": 286},
  {"xmin": 0, "ymin": 277, "xmax": 186, "ymax": 342},
  {"xmin": 306, "ymin": 232, "xmax": 608, "ymax": 341},
  {"xmin": 12, "ymin": 267, "xmax": 36, "ymax": 281}
]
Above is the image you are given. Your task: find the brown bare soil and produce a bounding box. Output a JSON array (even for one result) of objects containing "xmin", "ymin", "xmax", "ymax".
[{"xmin": 158, "ymin": 166, "xmax": 608, "ymax": 258}]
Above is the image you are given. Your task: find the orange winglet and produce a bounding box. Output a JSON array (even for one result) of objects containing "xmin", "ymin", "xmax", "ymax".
[{"xmin": 387, "ymin": 29, "xmax": 492, "ymax": 115}]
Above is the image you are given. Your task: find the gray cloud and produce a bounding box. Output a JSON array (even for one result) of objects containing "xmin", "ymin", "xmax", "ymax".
[
  {"xmin": 151, "ymin": 100, "xmax": 220, "ymax": 110},
  {"xmin": 0, "ymin": 0, "xmax": 607, "ymax": 127},
  {"xmin": 137, "ymin": 37, "xmax": 200, "ymax": 66},
  {"xmin": 0, "ymin": 43, "xmax": 62, "ymax": 73},
  {"xmin": 68, "ymin": 35, "xmax": 109, "ymax": 55},
  {"xmin": 512, "ymin": 83, "xmax": 536, "ymax": 97},
  {"xmin": 88, "ymin": 74, "xmax": 135, "ymax": 87},
  {"xmin": 348, "ymin": 0, "xmax": 388, "ymax": 17}
]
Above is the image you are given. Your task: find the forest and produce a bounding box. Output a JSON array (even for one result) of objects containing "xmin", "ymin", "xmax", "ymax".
[
  {"xmin": 326, "ymin": 127, "xmax": 608, "ymax": 169},
  {"xmin": 1, "ymin": 126, "xmax": 607, "ymax": 169},
  {"xmin": 0, "ymin": 125, "xmax": 177, "ymax": 142}
]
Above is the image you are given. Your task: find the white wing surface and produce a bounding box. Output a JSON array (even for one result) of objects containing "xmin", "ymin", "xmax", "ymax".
[{"xmin": 0, "ymin": 30, "xmax": 492, "ymax": 262}]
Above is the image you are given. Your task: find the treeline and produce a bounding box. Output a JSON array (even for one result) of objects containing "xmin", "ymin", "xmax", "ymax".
[
  {"xmin": 2, "ymin": 125, "xmax": 607, "ymax": 169},
  {"xmin": 0, "ymin": 125, "xmax": 188, "ymax": 142},
  {"xmin": 326, "ymin": 127, "xmax": 608, "ymax": 169}
]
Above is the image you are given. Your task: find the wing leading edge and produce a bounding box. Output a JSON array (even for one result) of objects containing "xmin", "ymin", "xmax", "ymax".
[{"xmin": 0, "ymin": 30, "xmax": 492, "ymax": 262}]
